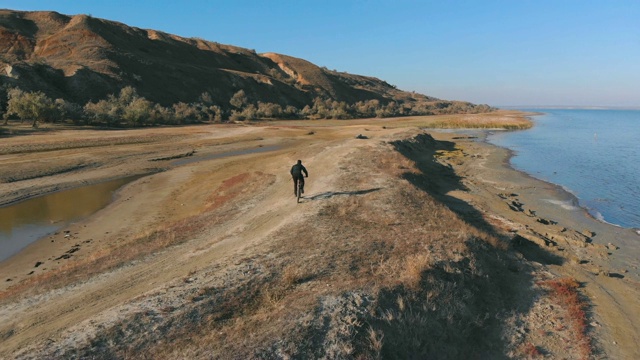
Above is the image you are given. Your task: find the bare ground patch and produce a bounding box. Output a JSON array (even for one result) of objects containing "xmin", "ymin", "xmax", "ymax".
[
  {"xmin": 22, "ymin": 136, "xmax": 554, "ymax": 359},
  {"xmin": 1, "ymin": 120, "xmax": 637, "ymax": 359}
]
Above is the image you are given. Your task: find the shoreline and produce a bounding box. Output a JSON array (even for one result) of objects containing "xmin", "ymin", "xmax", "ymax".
[
  {"xmin": 3, "ymin": 124, "xmax": 639, "ymax": 282},
  {"xmin": 0, "ymin": 173, "xmax": 154, "ymax": 208},
  {"xmin": 2, "ymin": 123, "xmax": 638, "ymax": 281},
  {"xmin": 492, "ymin": 134, "xmax": 637, "ymax": 232},
  {"xmin": 476, "ymin": 131, "xmax": 639, "ymax": 279},
  {"xmin": 491, "ymin": 108, "xmax": 640, "ymax": 231},
  {"xmin": 0, "ymin": 174, "xmax": 149, "ymax": 264},
  {"xmin": 469, "ymin": 134, "xmax": 640, "ymax": 358},
  {"xmin": 443, "ymin": 126, "xmax": 635, "ymax": 229},
  {"xmin": 0, "ymin": 116, "xmax": 638, "ymax": 358},
  {"xmin": 489, "ymin": 108, "xmax": 640, "ymax": 233}
]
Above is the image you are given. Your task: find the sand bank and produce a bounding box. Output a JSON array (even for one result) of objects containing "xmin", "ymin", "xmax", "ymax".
[{"xmin": 0, "ymin": 114, "xmax": 638, "ymax": 358}]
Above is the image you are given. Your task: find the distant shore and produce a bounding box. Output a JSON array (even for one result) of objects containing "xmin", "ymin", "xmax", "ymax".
[{"xmin": 499, "ymin": 106, "xmax": 640, "ymax": 110}]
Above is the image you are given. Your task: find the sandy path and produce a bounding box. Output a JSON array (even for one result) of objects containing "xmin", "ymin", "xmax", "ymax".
[
  {"xmin": 0, "ymin": 118, "xmax": 638, "ymax": 358},
  {"xmin": 0, "ymin": 124, "xmax": 386, "ymax": 356}
]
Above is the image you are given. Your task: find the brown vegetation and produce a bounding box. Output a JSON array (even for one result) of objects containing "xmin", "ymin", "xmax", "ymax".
[
  {"xmin": 0, "ymin": 115, "xmax": 638, "ymax": 359},
  {"xmin": 538, "ymin": 278, "xmax": 592, "ymax": 359},
  {"xmin": 0, "ymin": 10, "xmax": 494, "ymax": 128},
  {"xmin": 2, "ymin": 130, "xmax": 530, "ymax": 358},
  {"xmin": 68, "ymin": 157, "xmax": 518, "ymax": 358}
]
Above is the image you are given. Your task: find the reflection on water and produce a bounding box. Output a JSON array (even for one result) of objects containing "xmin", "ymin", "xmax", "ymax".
[{"xmin": 0, "ymin": 176, "xmax": 138, "ymax": 262}]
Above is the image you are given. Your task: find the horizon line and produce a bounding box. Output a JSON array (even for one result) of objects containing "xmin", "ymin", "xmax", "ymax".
[{"xmin": 497, "ymin": 105, "xmax": 640, "ymax": 110}]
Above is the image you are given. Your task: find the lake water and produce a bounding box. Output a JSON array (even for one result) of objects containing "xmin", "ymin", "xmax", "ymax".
[
  {"xmin": 0, "ymin": 176, "xmax": 139, "ymax": 262},
  {"xmin": 488, "ymin": 109, "xmax": 640, "ymax": 229}
]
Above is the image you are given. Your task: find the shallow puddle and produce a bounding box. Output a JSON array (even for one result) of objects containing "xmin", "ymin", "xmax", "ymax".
[
  {"xmin": 0, "ymin": 145, "xmax": 282, "ymax": 263},
  {"xmin": 0, "ymin": 176, "xmax": 139, "ymax": 262}
]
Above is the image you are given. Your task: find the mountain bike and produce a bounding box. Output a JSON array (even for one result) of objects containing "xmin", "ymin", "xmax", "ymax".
[{"xmin": 296, "ymin": 179, "xmax": 303, "ymax": 203}]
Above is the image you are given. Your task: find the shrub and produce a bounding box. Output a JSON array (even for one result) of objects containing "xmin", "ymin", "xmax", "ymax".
[
  {"xmin": 172, "ymin": 102, "xmax": 199, "ymax": 124},
  {"xmin": 84, "ymin": 98, "xmax": 117, "ymax": 126},
  {"xmin": 229, "ymin": 90, "xmax": 248, "ymax": 109},
  {"xmin": 256, "ymin": 102, "xmax": 282, "ymax": 119},
  {"xmin": 123, "ymin": 97, "xmax": 153, "ymax": 126},
  {"xmin": 54, "ymin": 99, "xmax": 83, "ymax": 124},
  {"xmin": 6, "ymin": 88, "xmax": 56, "ymax": 127}
]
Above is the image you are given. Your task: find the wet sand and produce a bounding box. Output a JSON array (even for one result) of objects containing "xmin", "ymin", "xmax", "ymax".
[
  {"xmin": 470, "ymin": 131, "xmax": 640, "ymax": 281},
  {"xmin": 441, "ymin": 130, "xmax": 640, "ymax": 359}
]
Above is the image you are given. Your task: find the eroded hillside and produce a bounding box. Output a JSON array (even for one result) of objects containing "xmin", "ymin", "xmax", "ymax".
[{"xmin": 1, "ymin": 9, "xmax": 457, "ymax": 111}]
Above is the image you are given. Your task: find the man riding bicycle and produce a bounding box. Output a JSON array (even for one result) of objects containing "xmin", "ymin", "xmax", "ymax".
[{"xmin": 290, "ymin": 160, "xmax": 308, "ymax": 196}]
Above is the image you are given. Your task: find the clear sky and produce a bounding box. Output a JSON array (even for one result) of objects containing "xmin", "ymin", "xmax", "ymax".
[{"xmin": 3, "ymin": 0, "xmax": 640, "ymax": 107}]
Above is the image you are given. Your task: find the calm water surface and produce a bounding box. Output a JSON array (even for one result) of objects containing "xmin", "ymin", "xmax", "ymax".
[
  {"xmin": 0, "ymin": 177, "xmax": 137, "ymax": 262},
  {"xmin": 0, "ymin": 145, "xmax": 282, "ymax": 263},
  {"xmin": 488, "ymin": 109, "xmax": 640, "ymax": 229}
]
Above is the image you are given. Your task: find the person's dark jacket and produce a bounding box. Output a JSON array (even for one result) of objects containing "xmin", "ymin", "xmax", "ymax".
[{"xmin": 290, "ymin": 163, "xmax": 308, "ymax": 178}]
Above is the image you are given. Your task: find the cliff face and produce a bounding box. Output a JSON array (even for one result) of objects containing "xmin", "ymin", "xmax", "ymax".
[{"xmin": 0, "ymin": 10, "xmax": 435, "ymax": 108}]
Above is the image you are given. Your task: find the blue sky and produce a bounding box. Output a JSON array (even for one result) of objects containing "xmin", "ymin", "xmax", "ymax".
[{"xmin": 3, "ymin": 0, "xmax": 640, "ymax": 107}]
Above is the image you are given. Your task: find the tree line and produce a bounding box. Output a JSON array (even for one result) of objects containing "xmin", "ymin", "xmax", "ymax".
[{"xmin": 0, "ymin": 86, "xmax": 494, "ymax": 128}]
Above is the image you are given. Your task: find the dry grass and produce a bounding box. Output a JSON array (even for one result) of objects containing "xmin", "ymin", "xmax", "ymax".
[
  {"xmin": 267, "ymin": 110, "xmax": 533, "ymax": 130},
  {"xmin": 280, "ymin": 264, "xmax": 316, "ymax": 287},
  {"xmin": 0, "ymin": 172, "xmax": 272, "ymax": 302},
  {"xmin": 116, "ymin": 142, "xmax": 522, "ymax": 358},
  {"xmin": 538, "ymin": 277, "xmax": 592, "ymax": 359},
  {"xmin": 182, "ymin": 141, "xmax": 524, "ymax": 359},
  {"xmin": 11, "ymin": 133, "xmax": 541, "ymax": 359},
  {"xmin": 392, "ymin": 112, "xmax": 532, "ymax": 130},
  {"xmin": 0, "ymin": 130, "xmax": 178, "ymax": 155},
  {"xmin": 367, "ymin": 327, "xmax": 384, "ymax": 359},
  {"xmin": 398, "ymin": 252, "xmax": 434, "ymax": 289},
  {"xmin": 428, "ymin": 117, "xmax": 532, "ymax": 130},
  {"xmin": 523, "ymin": 342, "xmax": 543, "ymax": 357}
]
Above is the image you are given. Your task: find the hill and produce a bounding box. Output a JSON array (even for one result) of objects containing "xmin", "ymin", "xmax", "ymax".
[{"xmin": 0, "ymin": 9, "xmax": 488, "ymax": 119}]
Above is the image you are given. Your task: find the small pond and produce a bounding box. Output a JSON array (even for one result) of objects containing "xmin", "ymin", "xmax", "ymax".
[
  {"xmin": 0, "ymin": 145, "xmax": 282, "ymax": 263},
  {"xmin": 0, "ymin": 176, "xmax": 139, "ymax": 262}
]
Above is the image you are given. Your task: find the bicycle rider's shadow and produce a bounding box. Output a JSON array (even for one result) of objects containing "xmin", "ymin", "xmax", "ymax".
[{"xmin": 306, "ymin": 188, "xmax": 382, "ymax": 201}]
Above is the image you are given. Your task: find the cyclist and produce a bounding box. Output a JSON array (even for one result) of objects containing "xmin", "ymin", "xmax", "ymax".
[{"xmin": 290, "ymin": 160, "xmax": 308, "ymax": 196}]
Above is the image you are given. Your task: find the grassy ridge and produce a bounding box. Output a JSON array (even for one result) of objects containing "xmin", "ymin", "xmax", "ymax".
[{"xmin": 51, "ymin": 136, "xmax": 539, "ymax": 358}]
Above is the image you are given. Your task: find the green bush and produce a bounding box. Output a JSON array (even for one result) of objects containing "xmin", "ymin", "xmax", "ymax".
[
  {"xmin": 6, "ymin": 88, "xmax": 56, "ymax": 127},
  {"xmin": 3, "ymin": 85, "xmax": 496, "ymax": 128}
]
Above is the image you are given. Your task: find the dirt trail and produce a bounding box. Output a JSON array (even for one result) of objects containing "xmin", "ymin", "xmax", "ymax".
[
  {"xmin": 0, "ymin": 117, "xmax": 638, "ymax": 358},
  {"xmin": 0, "ymin": 124, "xmax": 384, "ymax": 356}
]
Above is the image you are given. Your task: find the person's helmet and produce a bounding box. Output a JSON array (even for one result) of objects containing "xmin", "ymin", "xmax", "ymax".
[{"xmin": 297, "ymin": 160, "xmax": 302, "ymax": 164}]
